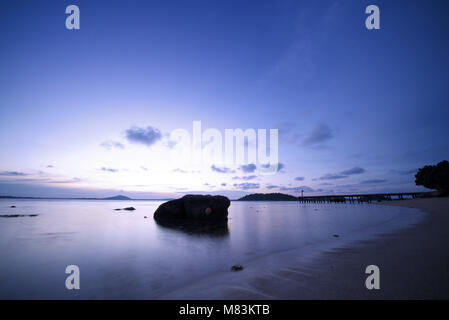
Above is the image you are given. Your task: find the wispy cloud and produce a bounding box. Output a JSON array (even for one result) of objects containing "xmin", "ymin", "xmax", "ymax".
[
  {"xmin": 261, "ymin": 163, "xmax": 285, "ymax": 172},
  {"xmin": 211, "ymin": 165, "xmax": 234, "ymax": 174},
  {"xmin": 390, "ymin": 168, "xmax": 417, "ymax": 175},
  {"xmin": 319, "ymin": 173, "xmax": 347, "ymax": 180},
  {"xmin": 232, "ymin": 175, "xmax": 257, "ymax": 181},
  {"xmin": 280, "ymin": 185, "xmax": 315, "ymax": 193},
  {"xmin": 239, "ymin": 163, "xmax": 257, "ymax": 173},
  {"xmin": 294, "ymin": 176, "xmax": 305, "ymax": 181},
  {"xmin": 303, "ymin": 123, "xmax": 333, "ymax": 146},
  {"xmin": 100, "ymin": 167, "xmax": 119, "ymax": 173},
  {"xmin": 278, "ymin": 122, "xmax": 302, "ymax": 144},
  {"xmin": 100, "ymin": 140, "xmax": 125, "ymax": 150},
  {"xmin": 126, "ymin": 126, "xmax": 162, "ymax": 147},
  {"xmin": 360, "ymin": 179, "xmax": 388, "ymax": 184},
  {"xmin": 341, "ymin": 167, "xmax": 365, "ymax": 175},
  {"xmin": 0, "ymin": 171, "xmax": 27, "ymax": 176},
  {"xmin": 48, "ymin": 178, "xmax": 82, "ymax": 184},
  {"xmin": 233, "ymin": 182, "xmax": 260, "ymax": 190}
]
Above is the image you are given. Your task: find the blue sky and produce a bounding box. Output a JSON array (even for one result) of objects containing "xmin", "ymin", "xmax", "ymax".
[{"xmin": 1, "ymin": 0, "xmax": 448, "ymax": 199}]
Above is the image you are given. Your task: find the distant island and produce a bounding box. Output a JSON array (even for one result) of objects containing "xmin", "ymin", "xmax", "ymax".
[
  {"xmin": 102, "ymin": 195, "xmax": 132, "ymax": 200},
  {"xmin": 0, "ymin": 195, "xmax": 148, "ymax": 200},
  {"xmin": 237, "ymin": 193, "xmax": 299, "ymax": 201}
]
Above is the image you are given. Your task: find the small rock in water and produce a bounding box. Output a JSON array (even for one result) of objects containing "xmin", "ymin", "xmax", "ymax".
[
  {"xmin": 231, "ymin": 265, "xmax": 244, "ymax": 271},
  {"xmin": 0, "ymin": 214, "xmax": 38, "ymax": 218},
  {"xmin": 114, "ymin": 207, "xmax": 136, "ymax": 211},
  {"xmin": 333, "ymin": 234, "xmax": 339, "ymax": 238},
  {"xmin": 144, "ymin": 216, "xmax": 148, "ymax": 219},
  {"xmin": 10, "ymin": 206, "xmax": 16, "ymax": 208}
]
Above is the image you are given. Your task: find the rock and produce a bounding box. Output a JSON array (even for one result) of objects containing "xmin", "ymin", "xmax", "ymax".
[
  {"xmin": 154, "ymin": 195, "xmax": 230, "ymax": 222},
  {"xmin": 0, "ymin": 214, "xmax": 38, "ymax": 218},
  {"xmin": 231, "ymin": 265, "xmax": 244, "ymax": 271},
  {"xmin": 10, "ymin": 206, "xmax": 16, "ymax": 208},
  {"xmin": 144, "ymin": 216, "xmax": 148, "ymax": 219},
  {"xmin": 333, "ymin": 234, "xmax": 339, "ymax": 238},
  {"xmin": 114, "ymin": 207, "xmax": 136, "ymax": 211}
]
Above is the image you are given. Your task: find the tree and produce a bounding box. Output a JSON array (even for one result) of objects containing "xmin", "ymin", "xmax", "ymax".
[{"xmin": 415, "ymin": 160, "xmax": 449, "ymax": 195}]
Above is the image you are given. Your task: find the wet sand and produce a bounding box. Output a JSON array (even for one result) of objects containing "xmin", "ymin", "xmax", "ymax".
[
  {"xmin": 256, "ymin": 197, "xmax": 449, "ymax": 299},
  {"xmin": 162, "ymin": 198, "xmax": 449, "ymax": 299},
  {"xmin": 275, "ymin": 197, "xmax": 449, "ymax": 299}
]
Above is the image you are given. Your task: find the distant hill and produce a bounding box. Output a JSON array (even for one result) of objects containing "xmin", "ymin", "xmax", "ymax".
[
  {"xmin": 0, "ymin": 195, "xmax": 134, "ymax": 200},
  {"xmin": 102, "ymin": 195, "xmax": 132, "ymax": 200},
  {"xmin": 237, "ymin": 193, "xmax": 299, "ymax": 201}
]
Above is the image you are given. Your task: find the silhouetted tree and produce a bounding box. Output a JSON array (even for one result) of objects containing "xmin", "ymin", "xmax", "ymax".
[{"xmin": 415, "ymin": 160, "xmax": 449, "ymax": 195}]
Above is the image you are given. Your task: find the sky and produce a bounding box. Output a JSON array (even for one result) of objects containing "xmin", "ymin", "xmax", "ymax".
[{"xmin": 1, "ymin": 0, "xmax": 448, "ymax": 199}]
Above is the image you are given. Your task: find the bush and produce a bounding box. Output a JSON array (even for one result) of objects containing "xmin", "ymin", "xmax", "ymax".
[{"xmin": 415, "ymin": 160, "xmax": 449, "ymax": 195}]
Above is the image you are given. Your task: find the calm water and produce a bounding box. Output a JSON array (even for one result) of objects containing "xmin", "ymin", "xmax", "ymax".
[{"xmin": 0, "ymin": 199, "xmax": 424, "ymax": 299}]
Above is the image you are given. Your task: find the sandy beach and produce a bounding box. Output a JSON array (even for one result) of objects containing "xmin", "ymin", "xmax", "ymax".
[
  {"xmin": 161, "ymin": 198, "xmax": 449, "ymax": 300},
  {"xmin": 256, "ymin": 197, "xmax": 449, "ymax": 299}
]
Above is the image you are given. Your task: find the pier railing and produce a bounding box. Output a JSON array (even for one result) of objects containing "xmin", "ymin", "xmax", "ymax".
[{"xmin": 298, "ymin": 192, "xmax": 431, "ymax": 203}]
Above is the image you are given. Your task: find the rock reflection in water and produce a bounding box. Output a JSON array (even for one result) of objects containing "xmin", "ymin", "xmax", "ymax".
[{"xmin": 155, "ymin": 219, "xmax": 229, "ymax": 237}]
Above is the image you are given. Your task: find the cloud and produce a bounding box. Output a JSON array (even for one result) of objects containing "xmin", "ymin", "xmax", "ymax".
[
  {"xmin": 126, "ymin": 126, "xmax": 162, "ymax": 147},
  {"xmin": 303, "ymin": 123, "xmax": 333, "ymax": 146},
  {"xmin": 48, "ymin": 178, "xmax": 82, "ymax": 184},
  {"xmin": 266, "ymin": 184, "xmax": 279, "ymax": 189},
  {"xmin": 232, "ymin": 175, "xmax": 257, "ymax": 181},
  {"xmin": 173, "ymin": 168, "xmax": 188, "ymax": 173},
  {"xmin": 211, "ymin": 165, "xmax": 234, "ymax": 174},
  {"xmin": 280, "ymin": 185, "xmax": 315, "ymax": 193},
  {"xmin": 100, "ymin": 167, "xmax": 119, "ymax": 173},
  {"xmin": 221, "ymin": 183, "xmax": 227, "ymax": 187},
  {"xmin": 341, "ymin": 167, "xmax": 365, "ymax": 175},
  {"xmin": 294, "ymin": 176, "xmax": 305, "ymax": 181},
  {"xmin": 261, "ymin": 163, "xmax": 284, "ymax": 172},
  {"xmin": 278, "ymin": 122, "xmax": 302, "ymax": 144},
  {"xmin": 0, "ymin": 171, "xmax": 27, "ymax": 176},
  {"xmin": 319, "ymin": 173, "xmax": 348, "ymax": 180},
  {"xmin": 46, "ymin": 165, "xmax": 54, "ymax": 168},
  {"xmin": 360, "ymin": 179, "xmax": 388, "ymax": 184},
  {"xmin": 390, "ymin": 168, "xmax": 417, "ymax": 175},
  {"xmin": 319, "ymin": 182, "xmax": 332, "ymax": 186},
  {"xmin": 100, "ymin": 140, "xmax": 125, "ymax": 150},
  {"xmin": 233, "ymin": 182, "xmax": 260, "ymax": 190},
  {"xmin": 239, "ymin": 163, "xmax": 257, "ymax": 173},
  {"xmin": 141, "ymin": 166, "xmax": 148, "ymax": 171}
]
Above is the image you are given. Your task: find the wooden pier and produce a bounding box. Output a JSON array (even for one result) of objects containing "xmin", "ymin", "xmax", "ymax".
[{"xmin": 298, "ymin": 192, "xmax": 429, "ymax": 204}]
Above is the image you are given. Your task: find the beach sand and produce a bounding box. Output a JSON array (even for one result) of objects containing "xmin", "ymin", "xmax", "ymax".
[
  {"xmin": 260, "ymin": 197, "xmax": 449, "ymax": 299},
  {"xmin": 162, "ymin": 198, "xmax": 449, "ymax": 299},
  {"xmin": 275, "ymin": 197, "xmax": 449, "ymax": 299}
]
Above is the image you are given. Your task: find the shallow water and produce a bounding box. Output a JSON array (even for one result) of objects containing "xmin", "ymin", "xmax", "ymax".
[{"xmin": 0, "ymin": 199, "xmax": 424, "ymax": 299}]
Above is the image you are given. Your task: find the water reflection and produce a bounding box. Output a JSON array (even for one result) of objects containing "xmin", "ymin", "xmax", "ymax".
[{"xmin": 155, "ymin": 219, "xmax": 229, "ymax": 237}]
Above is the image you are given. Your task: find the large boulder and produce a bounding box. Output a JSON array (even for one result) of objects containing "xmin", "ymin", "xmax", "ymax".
[{"xmin": 154, "ymin": 195, "xmax": 230, "ymax": 222}]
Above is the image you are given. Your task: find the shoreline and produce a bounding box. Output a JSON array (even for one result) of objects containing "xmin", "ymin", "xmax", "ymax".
[
  {"xmin": 161, "ymin": 198, "xmax": 449, "ymax": 299},
  {"xmin": 257, "ymin": 197, "xmax": 449, "ymax": 299}
]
